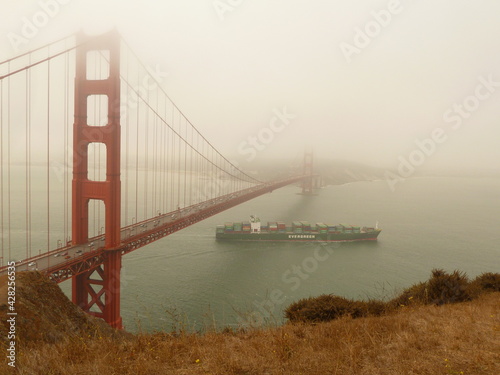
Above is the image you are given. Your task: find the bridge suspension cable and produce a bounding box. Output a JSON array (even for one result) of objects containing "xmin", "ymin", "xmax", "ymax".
[
  {"xmin": 120, "ymin": 38, "xmax": 262, "ymax": 184},
  {"xmin": 0, "ymin": 34, "xmax": 76, "ymax": 264},
  {"xmin": 0, "ymin": 35, "xmax": 79, "ymax": 81},
  {"xmin": 112, "ymin": 38, "xmax": 264, "ymax": 228}
]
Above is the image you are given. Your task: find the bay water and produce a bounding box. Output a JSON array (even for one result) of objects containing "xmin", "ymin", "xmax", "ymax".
[{"xmin": 57, "ymin": 176, "xmax": 498, "ymax": 332}]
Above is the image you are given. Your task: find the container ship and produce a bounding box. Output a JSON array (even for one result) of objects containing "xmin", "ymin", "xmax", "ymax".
[{"xmin": 216, "ymin": 216, "xmax": 381, "ymax": 242}]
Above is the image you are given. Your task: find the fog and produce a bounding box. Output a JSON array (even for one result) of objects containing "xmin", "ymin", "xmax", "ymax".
[{"xmin": 2, "ymin": 0, "xmax": 500, "ymax": 174}]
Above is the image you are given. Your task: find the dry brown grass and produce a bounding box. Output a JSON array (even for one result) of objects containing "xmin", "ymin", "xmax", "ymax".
[{"xmin": 1, "ymin": 272, "xmax": 499, "ymax": 374}]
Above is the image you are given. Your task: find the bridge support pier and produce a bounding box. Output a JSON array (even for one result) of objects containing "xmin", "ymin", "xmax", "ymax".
[
  {"xmin": 71, "ymin": 30, "xmax": 123, "ymax": 329},
  {"xmin": 72, "ymin": 251, "xmax": 122, "ymax": 329}
]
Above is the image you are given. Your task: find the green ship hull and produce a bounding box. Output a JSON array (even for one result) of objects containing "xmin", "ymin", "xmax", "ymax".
[{"xmin": 216, "ymin": 230, "xmax": 381, "ymax": 242}]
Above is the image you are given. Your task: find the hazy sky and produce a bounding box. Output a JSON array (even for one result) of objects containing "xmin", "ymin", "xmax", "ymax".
[{"xmin": 1, "ymin": 0, "xmax": 500, "ymax": 172}]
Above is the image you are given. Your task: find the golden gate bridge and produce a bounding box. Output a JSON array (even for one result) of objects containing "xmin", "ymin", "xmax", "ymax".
[{"xmin": 0, "ymin": 30, "xmax": 314, "ymax": 328}]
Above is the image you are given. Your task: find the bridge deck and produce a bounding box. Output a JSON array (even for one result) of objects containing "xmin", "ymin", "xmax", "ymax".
[{"xmin": 0, "ymin": 175, "xmax": 307, "ymax": 282}]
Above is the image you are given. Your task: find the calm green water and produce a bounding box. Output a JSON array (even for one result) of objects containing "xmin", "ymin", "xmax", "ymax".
[
  {"xmin": 7, "ymin": 175, "xmax": 496, "ymax": 332},
  {"xmin": 57, "ymin": 176, "xmax": 497, "ymax": 332}
]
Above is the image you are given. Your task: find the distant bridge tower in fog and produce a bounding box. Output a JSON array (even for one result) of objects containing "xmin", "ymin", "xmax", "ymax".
[{"xmin": 301, "ymin": 151, "xmax": 314, "ymax": 195}]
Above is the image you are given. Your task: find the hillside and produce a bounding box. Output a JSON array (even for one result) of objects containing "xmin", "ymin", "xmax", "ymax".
[{"xmin": 0, "ymin": 272, "xmax": 498, "ymax": 374}]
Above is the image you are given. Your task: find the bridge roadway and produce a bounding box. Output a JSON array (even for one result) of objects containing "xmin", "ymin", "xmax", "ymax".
[{"xmin": 0, "ymin": 175, "xmax": 308, "ymax": 282}]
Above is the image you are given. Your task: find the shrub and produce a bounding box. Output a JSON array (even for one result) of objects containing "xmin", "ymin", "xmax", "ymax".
[
  {"xmin": 285, "ymin": 269, "xmax": 499, "ymax": 324},
  {"xmin": 285, "ymin": 295, "xmax": 386, "ymax": 323},
  {"xmin": 389, "ymin": 269, "xmax": 472, "ymax": 308},
  {"xmin": 425, "ymin": 269, "xmax": 471, "ymax": 305},
  {"xmin": 389, "ymin": 281, "xmax": 428, "ymax": 308},
  {"xmin": 467, "ymin": 272, "xmax": 500, "ymax": 297}
]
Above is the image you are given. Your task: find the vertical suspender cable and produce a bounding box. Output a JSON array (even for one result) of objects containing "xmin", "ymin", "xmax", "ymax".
[
  {"xmin": 63, "ymin": 44, "xmax": 68, "ymax": 245},
  {"xmin": 97, "ymin": 51, "xmax": 101, "ymax": 236},
  {"xmin": 92, "ymin": 54, "xmax": 97, "ymax": 236},
  {"xmin": 165, "ymin": 95, "xmax": 169, "ymax": 213},
  {"xmin": 183, "ymin": 117, "xmax": 187, "ymax": 208},
  {"xmin": 213, "ymin": 148, "xmax": 216, "ymax": 199},
  {"xmin": 144, "ymin": 86, "xmax": 149, "ymax": 219},
  {"xmin": 124, "ymin": 45, "xmax": 129, "ymax": 225},
  {"xmin": 197, "ymin": 134, "xmax": 200, "ymax": 204},
  {"xmin": 152, "ymin": 90, "xmax": 157, "ymax": 216},
  {"xmin": 26, "ymin": 58, "xmax": 32, "ymax": 259},
  {"xmin": 47, "ymin": 52, "xmax": 51, "ymax": 252},
  {"xmin": 171, "ymin": 102, "xmax": 174, "ymax": 211},
  {"xmin": 159, "ymin": 93, "xmax": 164, "ymax": 214},
  {"xmin": 0, "ymin": 79, "xmax": 3, "ymax": 263},
  {"xmin": 135, "ymin": 66, "xmax": 140, "ymax": 223},
  {"xmin": 152, "ymin": 91, "xmax": 157, "ymax": 215},
  {"xmin": 158, "ymin": 92, "xmax": 161, "ymax": 215},
  {"xmin": 7, "ymin": 63, "xmax": 11, "ymax": 260},
  {"xmin": 67, "ymin": 47, "xmax": 71, "ymax": 244},
  {"xmin": 171, "ymin": 103, "xmax": 175, "ymax": 211},
  {"xmin": 179, "ymin": 115, "xmax": 182, "ymax": 208},
  {"xmin": 180, "ymin": 113, "xmax": 183, "ymax": 208},
  {"xmin": 167, "ymin": 103, "xmax": 171, "ymax": 212},
  {"xmin": 173, "ymin": 109, "xmax": 176, "ymax": 208},
  {"xmin": 211, "ymin": 147, "xmax": 215, "ymax": 199},
  {"xmin": 189, "ymin": 123, "xmax": 193, "ymax": 206},
  {"xmin": 25, "ymin": 64, "xmax": 28, "ymax": 258},
  {"xmin": 202, "ymin": 141, "xmax": 206, "ymax": 201},
  {"xmin": 207, "ymin": 143, "xmax": 210, "ymax": 199},
  {"xmin": 199, "ymin": 140, "xmax": 203, "ymax": 203},
  {"xmin": 157, "ymin": 93, "xmax": 161, "ymax": 214},
  {"xmin": 206, "ymin": 144, "xmax": 209, "ymax": 200}
]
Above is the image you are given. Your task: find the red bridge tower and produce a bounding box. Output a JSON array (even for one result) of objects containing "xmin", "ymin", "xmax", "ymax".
[{"xmin": 71, "ymin": 30, "xmax": 123, "ymax": 329}]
